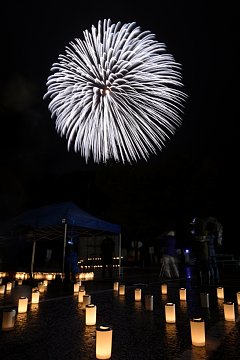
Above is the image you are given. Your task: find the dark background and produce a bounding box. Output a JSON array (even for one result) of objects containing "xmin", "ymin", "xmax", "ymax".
[{"xmin": 0, "ymin": 1, "xmax": 238, "ymax": 252}]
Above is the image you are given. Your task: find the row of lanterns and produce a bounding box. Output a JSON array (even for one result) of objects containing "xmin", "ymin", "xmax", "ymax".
[
  {"xmin": 0, "ymin": 278, "xmax": 109, "ymax": 359},
  {"xmin": 1, "ymin": 297, "xmax": 109, "ymax": 360},
  {"xmin": 114, "ymin": 283, "xmax": 205, "ymax": 346},
  {"xmin": 75, "ymin": 284, "xmax": 112, "ymax": 358},
  {"xmin": 1, "ymin": 278, "xmax": 50, "ymax": 330},
  {"xmin": 1, "ymin": 279, "xmax": 240, "ymax": 359},
  {"xmin": 72, "ymin": 282, "xmax": 111, "ymax": 358},
  {"xmin": 112, "ymin": 282, "xmax": 239, "ymax": 349},
  {"xmin": 0, "ymin": 271, "xmax": 94, "ymax": 284}
]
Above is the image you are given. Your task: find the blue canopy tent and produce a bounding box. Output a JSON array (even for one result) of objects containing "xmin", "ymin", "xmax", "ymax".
[{"xmin": 1, "ymin": 201, "xmax": 121, "ymax": 276}]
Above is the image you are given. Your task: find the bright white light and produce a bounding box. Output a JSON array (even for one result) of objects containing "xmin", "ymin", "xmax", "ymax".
[{"xmin": 44, "ymin": 19, "xmax": 187, "ymax": 164}]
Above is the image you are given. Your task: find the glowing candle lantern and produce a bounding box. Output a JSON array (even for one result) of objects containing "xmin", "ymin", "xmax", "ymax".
[
  {"xmin": 217, "ymin": 287, "xmax": 224, "ymax": 299},
  {"xmin": 161, "ymin": 283, "xmax": 168, "ymax": 295},
  {"xmin": 135, "ymin": 288, "xmax": 141, "ymax": 301},
  {"xmin": 38, "ymin": 283, "xmax": 45, "ymax": 293},
  {"xmin": 179, "ymin": 288, "xmax": 186, "ymax": 301},
  {"xmin": 2, "ymin": 309, "xmax": 16, "ymax": 331},
  {"xmin": 0, "ymin": 284, "xmax": 5, "ymax": 294},
  {"xmin": 74, "ymin": 283, "xmax": 79, "ymax": 293},
  {"xmin": 200, "ymin": 293, "xmax": 209, "ymax": 308},
  {"xmin": 96, "ymin": 325, "xmax": 113, "ymax": 359},
  {"xmin": 18, "ymin": 279, "xmax": 23, "ymax": 285},
  {"xmin": 145, "ymin": 295, "xmax": 153, "ymax": 311},
  {"xmin": 18, "ymin": 296, "xmax": 28, "ymax": 313},
  {"xmin": 224, "ymin": 302, "xmax": 235, "ymax": 321},
  {"xmin": 237, "ymin": 292, "xmax": 240, "ymax": 305},
  {"xmin": 113, "ymin": 282, "xmax": 119, "ymax": 291},
  {"xmin": 43, "ymin": 280, "xmax": 48, "ymax": 287},
  {"xmin": 78, "ymin": 289, "xmax": 86, "ymax": 303},
  {"xmin": 86, "ymin": 304, "xmax": 97, "ymax": 325},
  {"xmin": 165, "ymin": 303, "xmax": 176, "ymax": 323},
  {"xmin": 119, "ymin": 284, "xmax": 125, "ymax": 296},
  {"xmin": 190, "ymin": 318, "xmax": 205, "ymax": 346},
  {"xmin": 31, "ymin": 290, "xmax": 40, "ymax": 304},
  {"xmin": 6, "ymin": 282, "xmax": 12, "ymax": 291},
  {"xmin": 82, "ymin": 294, "xmax": 91, "ymax": 309}
]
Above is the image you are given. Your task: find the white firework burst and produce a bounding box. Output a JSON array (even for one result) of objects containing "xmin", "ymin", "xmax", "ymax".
[{"xmin": 44, "ymin": 19, "xmax": 187, "ymax": 164}]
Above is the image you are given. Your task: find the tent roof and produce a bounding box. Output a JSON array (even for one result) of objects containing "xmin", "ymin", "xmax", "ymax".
[{"xmin": 1, "ymin": 201, "xmax": 121, "ymax": 239}]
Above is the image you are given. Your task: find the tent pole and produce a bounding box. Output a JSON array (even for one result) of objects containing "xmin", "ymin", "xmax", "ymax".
[
  {"xmin": 118, "ymin": 233, "xmax": 122, "ymax": 277},
  {"xmin": 31, "ymin": 240, "xmax": 36, "ymax": 278},
  {"xmin": 62, "ymin": 219, "xmax": 68, "ymax": 280}
]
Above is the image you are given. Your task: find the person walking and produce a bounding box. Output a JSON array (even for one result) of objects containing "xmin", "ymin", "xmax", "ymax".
[{"xmin": 159, "ymin": 230, "xmax": 179, "ymax": 279}]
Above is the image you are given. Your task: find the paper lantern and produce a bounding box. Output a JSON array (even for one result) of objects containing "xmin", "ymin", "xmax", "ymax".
[
  {"xmin": 145, "ymin": 295, "xmax": 153, "ymax": 311},
  {"xmin": 119, "ymin": 285, "xmax": 125, "ymax": 296},
  {"xmin": 161, "ymin": 283, "xmax": 168, "ymax": 295},
  {"xmin": 86, "ymin": 304, "xmax": 97, "ymax": 325},
  {"xmin": 179, "ymin": 288, "xmax": 186, "ymax": 301},
  {"xmin": 190, "ymin": 318, "xmax": 205, "ymax": 346},
  {"xmin": 38, "ymin": 283, "xmax": 45, "ymax": 293},
  {"xmin": 2, "ymin": 309, "xmax": 16, "ymax": 331},
  {"xmin": 6, "ymin": 282, "xmax": 12, "ymax": 291},
  {"xmin": 31, "ymin": 290, "xmax": 40, "ymax": 304},
  {"xmin": 18, "ymin": 279, "xmax": 23, "ymax": 286},
  {"xmin": 82, "ymin": 294, "xmax": 91, "ymax": 309},
  {"xmin": 224, "ymin": 302, "xmax": 235, "ymax": 321},
  {"xmin": 135, "ymin": 288, "xmax": 141, "ymax": 301},
  {"xmin": 217, "ymin": 287, "xmax": 224, "ymax": 299},
  {"xmin": 18, "ymin": 296, "xmax": 28, "ymax": 313},
  {"xmin": 0, "ymin": 284, "xmax": 6, "ymax": 294},
  {"xmin": 113, "ymin": 282, "xmax": 119, "ymax": 291},
  {"xmin": 96, "ymin": 325, "xmax": 113, "ymax": 359},
  {"xmin": 74, "ymin": 283, "xmax": 79, "ymax": 293},
  {"xmin": 200, "ymin": 293, "xmax": 209, "ymax": 308},
  {"xmin": 165, "ymin": 303, "xmax": 176, "ymax": 323},
  {"xmin": 237, "ymin": 292, "xmax": 240, "ymax": 305},
  {"xmin": 46, "ymin": 273, "xmax": 54, "ymax": 281},
  {"xmin": 78, "ymin": 289, "xmax": 86, "ymax": 303}
]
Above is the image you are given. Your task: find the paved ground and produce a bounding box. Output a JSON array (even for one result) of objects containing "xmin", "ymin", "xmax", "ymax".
[{"xmin": 0, "ymin": 265, "xmax": 240, "ymax": 359}]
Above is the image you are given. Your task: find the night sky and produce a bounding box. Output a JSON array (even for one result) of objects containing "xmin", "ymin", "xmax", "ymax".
[{"xmin": 0, "ymin": 2, "xmax": 238, "ymax": 251}]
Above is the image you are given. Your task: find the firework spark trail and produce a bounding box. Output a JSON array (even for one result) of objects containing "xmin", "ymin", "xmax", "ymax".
[{"xmin": 44, "ymin": 18, "xmax": 187, "ymax": 163}]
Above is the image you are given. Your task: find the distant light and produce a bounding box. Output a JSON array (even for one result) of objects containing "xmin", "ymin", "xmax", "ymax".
[{"xmin": 184, "ymin": 249, "xmax": 190, "ymax": 254}]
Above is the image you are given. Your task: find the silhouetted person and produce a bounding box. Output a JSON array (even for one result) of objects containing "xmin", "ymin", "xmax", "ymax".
[
  {"xmin": 159, "ymin": 230, "xmax": 179, "ymax": 279},
  {"xmin": 193, "ymin": 217, "xmax": 222, "ymax": 284},
  {"xmin": 206, "ymin": 221, "xmax": 220, "ymax": 284},
  {"xmin": 64, "ymin": 244, "xmax": 79, "ymax": 283},
  {"xmin": 193, "ymin": 233, "xmax": 209, "ymax": 284},
  {"xmin": 101, "ymin": 237, "xmax": 115, "ymax": 278}
]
